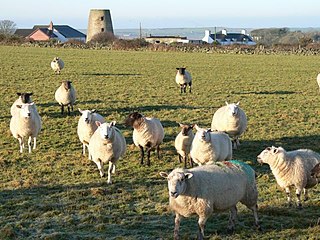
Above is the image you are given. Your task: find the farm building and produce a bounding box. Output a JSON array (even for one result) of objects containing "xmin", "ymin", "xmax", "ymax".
[
  {"xmin": 145, "ymin": 35, "xmax": 187, "ymax": 44},
  {"xmin": 202, "ymin": 29, "xmax": 256, "ymax": 45},
  {"xmin": 15, "ymin": 21, "xmax": 86, "ymax": 42}
]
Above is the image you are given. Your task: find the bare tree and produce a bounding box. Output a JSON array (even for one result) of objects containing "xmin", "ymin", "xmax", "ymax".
[{"xmin": 0, "ymin": 20, "xmax": 17, "ymax": 36}]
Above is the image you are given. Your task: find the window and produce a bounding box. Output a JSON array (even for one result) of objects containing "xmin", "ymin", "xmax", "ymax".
[
  {"xmin": 101, "ymin": 16, "xmax": 104, "ymax": 21},
  {"xmin": 101, "ymin": 28, "xmax": 104, "ymax": 32}
]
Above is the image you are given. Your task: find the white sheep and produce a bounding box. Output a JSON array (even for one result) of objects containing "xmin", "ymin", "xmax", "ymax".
[
  {"xmin": 211, "ymin": 101, "xmax": 247, "ymax": 149},
  {"xmin": 190, "ymin": 124, "xmax": 232, "ymax": 165},
  {"xmin": 54, "ymin": 80, "xmax": 76, "ymax": 115},
  {"xmin": 160, "ymin": 161, "xmax": 260, "ymax": 239},
  {"xmin": 317, "ymin": 73, "xmax": 320, "ymax": 92},
  {"xmin": 10, "ymin": 102, "xmax": 42, "ymax": 153},
  {"xmin": 77, "ymin": 108, "xmax": 105, "ymax": 159},
  {"xmin": 88, "ymin": 121, "xmax": 126, "ymax": 184},
  {"xmin": 10, "ymin": 92, "xmax": 35, "ymax": 116},
  {"xmin": 125, "ymin": 112, "xmax": 164, "ymax": 166},
  {"xmin": 51, "ymin": 57, "xmax": 64, "ymax": 74},
  {"xmin": 174, "ymin": 123, "xmax": 194, "ymax": 168},
  {"xmin": 257, "ymin": 146, "xmax": 320, "ymax": 208},
  {"xmin": 175, "ymin": 67, "xmax": 192, "ymax": 93}
]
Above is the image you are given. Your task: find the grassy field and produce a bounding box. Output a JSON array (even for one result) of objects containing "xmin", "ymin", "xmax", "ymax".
[{"xmin": 0, "ymin": 45, "xmax": 319, "ymax": 240}]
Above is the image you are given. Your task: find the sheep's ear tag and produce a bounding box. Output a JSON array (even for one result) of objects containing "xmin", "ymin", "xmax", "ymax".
[
  {"xmin": 95, "ymin": 121, "xmax": 101, "ymax": 127},
  {"xmin": 159, "ymin": 172, "xmax": 168, "ymax": 179},
  {"xmin": 185, "ymin": 173, "xmax": 193, "ymax": 179}
]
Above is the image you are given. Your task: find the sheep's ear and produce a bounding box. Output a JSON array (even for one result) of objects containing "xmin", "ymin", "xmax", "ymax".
[
  {"xmin": 95, "ymin": 121, "xmax": 101, "ymax": 127},
  {"xmin": 78, "ymin": 108, "xmax": 83, "ymax": 113},
  {"xmin": 159, "ymin": 172, "xmax": 168, "ymax": 179},
  {"xmin": 28, "ymin": 92, "xmax": 33, "ymax": 96},
  {"xmin": 185, "ymin": 173, "xmax": 193, "ymax": 179},
  {"xmin": 29, "ymin": 102, "xmax": 34, "ymax": 106},
  {"xmin": 17, "ymin": 92, "xmax": 22, "ymax": 96},
  {"xmin": 225, "ymin": 101, "xmax": 229, "ymax": 106},
  {"xmin": 16, "ymin": 105, "xmax": 22, "ymax": 108},
  {"xmin": 207, "ymin": 128, "xmax": 212, "ymax": 132},
  {"xmin": 190, "ymin": 124, "xmax": 195, "ymax": 128},
  {"xmin": 236, "ymin": 101, "xmax": 240, "ymax": 106},
  {"xmin": 176, "ymin": 68, "xmax": 179, "ymax": 70},
  {"xmin": 178, "ymin": 123, "xmax": 184, "ymax": 127},
  {"xmin": 110, "ymin": 121, "xmax": 116, "ymax": 127},
  {"xmin": 194, "ymin": 124, "xmax": 200, "ymax": 131},
  {"xmin": 91, "ymin": 109, "xmax": 96, "ymax": 113}
]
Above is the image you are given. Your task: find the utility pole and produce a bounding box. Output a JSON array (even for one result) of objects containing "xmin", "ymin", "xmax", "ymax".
[{"xmin": 139, "ymin": 22, "xmax": 142, "ymax": 40}]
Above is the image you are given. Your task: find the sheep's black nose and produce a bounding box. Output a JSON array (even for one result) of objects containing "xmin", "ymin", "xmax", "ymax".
[{"xmin": 170, "ymin": 191, "xmax": 177, "ymax": 197}]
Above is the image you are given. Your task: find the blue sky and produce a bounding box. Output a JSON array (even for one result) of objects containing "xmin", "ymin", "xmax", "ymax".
[{"xmin": 1, "ymin": 0, "xmax": 320, "ymax": 29}]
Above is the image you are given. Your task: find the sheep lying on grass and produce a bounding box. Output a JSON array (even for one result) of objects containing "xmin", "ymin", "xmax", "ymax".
[
  {"xmin": 77, "ymin": 108, "xmax": 105, "ymax": 159},
  {"xmin": 10, "ymin": 92, "xmax": 35, "ymax": 116},
  {"xmin": 160, "ymin": 161, "xmax": 260, "ymax": 239},
  {"xmin": 54, "ymin": 80, "xmax": 76, "ymax": 115},
  {"xmin": 10, "ymin": 102, "xmax": 42, "ymax": 153},
  {"xmin": 190, "ymin": 124, "xmax": 232, "ymax": 165},
  {"xmin": 174, "ymin": 123, "xmax": 194, "ymax": 168},
  {"xmin": 211, "ymin": 101, "xmax": 247, "ymax": 149},
  {"xmin": 257, "ymin": 146, "xmax": 320, "ymax": 208},
  {"xmin": 88, "ymin": 121, "xmax": 126, "ymax": 184},
  {"xmin": 125, "ymin": 112, "xmax": 164, "ymax": 166},
  {"xmin": 175, "ymin": 67, "xmax": 192, "ymax": 93},
  {"xmin": 51, "ymin": 57, "xmax": 64, "ymax": 74}
]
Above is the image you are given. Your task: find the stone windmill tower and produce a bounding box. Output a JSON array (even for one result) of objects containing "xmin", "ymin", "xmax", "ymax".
[{"xmin": 86, "ymin": 9, "xmax": 114, "ymax": 42}]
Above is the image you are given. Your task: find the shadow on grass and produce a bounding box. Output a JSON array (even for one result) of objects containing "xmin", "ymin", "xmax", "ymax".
[
  {"xmin": 234, "ymin": 90, "xmax": 297, "ymax": 95},
  {"xmin": 82, "ymin": 72, "xmax": 142, "ymax": 77},
  {"xmin": 114, "ymin": 104, "xmax": 207, "ymax": 114}
]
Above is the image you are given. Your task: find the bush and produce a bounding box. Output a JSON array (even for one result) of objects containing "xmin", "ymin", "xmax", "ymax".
[{"xmin": 89, "ymin": 32, "xmax": 117, "ymax": 44}]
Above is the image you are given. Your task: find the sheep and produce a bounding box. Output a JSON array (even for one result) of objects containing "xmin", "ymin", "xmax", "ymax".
[
  {"xmin": 125, "ymin": 112, "xmax": 164, "ymax": 166},
  {"xmin": 175, "ymin": 67, "xmax": 192, "ymax": 93},
  {"xmin": 51, "ymin": 57, "xmax": 64, "ymax": 74},
  {"xmin": 77, "ymin": 108, "xmax": 105, "ymax": 159},
  {"xmin": 160, "ymin": 161, "xmax": 260, "ymax": 239},
  {"xmin": 317, "ymin": 73, "xmax": 320, "ymax": 92},
  {"xmin": 174, "ymin": 123, "xmax": 194, "ymax": 168},
  {"xmin": 54, "ymin": 80, "xmax": 76, "ymax": 115},
  {"xmin": 88, "ymin": 121, "xmax": 126, "ymax": 184},
  {"xmin": 10, "ymin": 92, "xmax": 35, "ymax": 116},
  {"xmin": 10, "ymin": 102, "xmax": 42, "ymax": 153},
  {"xmin": 257, "ymin": 146, "xmax": 320, "ymax": 208},
  {"xmin": 190, "ymin": 124, "xmax": 232, "ymax": 166},
  {"xmin": 211, "ymin": 101, "xmax": 247, "ymax": 149}
]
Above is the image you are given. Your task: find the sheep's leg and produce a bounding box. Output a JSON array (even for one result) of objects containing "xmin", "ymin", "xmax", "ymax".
[
  {"xmin": 156, "ymin": 145, "xmax": 161, "ymax": 159},
  {"xmin": 139, "ymin": 145, "xmax": 144, "ymax": 165},
  {"xmin": 184, "ymin": 156, "xmax": 187, "ymax": 168},
  {"xmin": 61, "ymin": 104, "xmax": 64, "ymax": 115},
  {"xmin": 28, "ymin": 136, "xmax": 32, "ymax": 153},
  {"xmin": 183, "ymin": 85, "xmax": 187, "ymax": 93},
  {"xmin": 303, "ymin": 188, "xmax": 309, "ymax": 201},
  {"xmin": 174, "ymin": 213, "xmax": 181, "ymax": 240},
  {"xmin": 189, "ymin": 82, "xmax": 192, "ymax": 93},
  {"xmin": 228, "ymin": 206, "xmax": 237, "ymax": 232},
  {"xmin": 67, "ymin": 105, "xmax": 71, "ymax": 115},
  {"xmin": 197, "ymin": 215, "xmax": 208, "ymax": 240},
  {"xmin": 178, "ymin": 154, "xmax": 182, "ymax": 163},
  {"xmin": 285, "ymin": 187, "xmax": 292, "ymax": 206},
  {"xmin": 33, "ymin": 137, "xmax": 36, "ymax": 150},
  {"xmin": 107, "ymin": 162, "xmax": 114, "ymax": 184},
  {"xmin": 82, "ymin": 143, "xmax": 86, "ymax": 156},
  {"xmin": 248, "ymin": 204, "xmax": 261, "ymax": 230},
  {"xmin": 190, "ymin": 157, "xmax": 194, "ymax": 168},
  {"xmin": 18, "ymin": 137, "xmax": 24, "ymax": 153},
  {"xmin": 95, "ymin": 159, "xmax": 105, "ymax": 177},
  {"xmin": 146, "ymin": 148, "xmax": 151, "ymax": 166},
  {"xmin": 296, "ymin": 188, "xmax": 303, "ymax": 208}
]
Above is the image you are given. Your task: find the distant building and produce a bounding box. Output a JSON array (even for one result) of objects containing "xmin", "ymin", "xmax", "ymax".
[
  {"xmin": 145, "ymin": 35, "xmax": 187, "ymax": 44},
  {"xmin": 15, "ymin": 21, "xmax": 86, "ymax": 42},
  {"xmin": 202, "ymin": 29, "xmax": 256, "ymax": 45}
]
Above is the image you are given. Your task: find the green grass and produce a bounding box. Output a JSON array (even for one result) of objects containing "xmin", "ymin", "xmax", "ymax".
[{"xmin": 0, "ymin": 45, "xmax": 319, "ymax": 239}]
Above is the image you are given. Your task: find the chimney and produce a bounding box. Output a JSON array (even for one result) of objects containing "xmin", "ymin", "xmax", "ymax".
[{"xmin": 49, "ymin": 21, "xmax": 53, "ymax": 31}]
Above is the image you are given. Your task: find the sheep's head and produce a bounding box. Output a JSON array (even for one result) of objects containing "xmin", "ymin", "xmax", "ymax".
[
  {"xmin": 257, "ymin": 146, "xmax": 285, "ymax": 165},
  {"xmin": 311, "ymin": 163, "xmax": 320, "ymax": 178},
  {"xmin": 225, "ymin": 101, "xmax": 240, "ymax": 116},
  {"xmin": 176, "ymin": 67, "xmax": 186, "ymax": 75},
  {"xmin": 17, "ymin": 92, "xmax": 33, "ymax": 103},
  {"xmin": 62, "ymin": 80, "xmax": 72, "ymax": 91},
  {"xmin": 160, "ymin": 169, "xmax": 193, "ymax": 198},
  {"xmin": 53, "ymin": 57, "xmax": 59, "ymax": 62},
  {"xmin": 96, "ymin": 121, "xmax": 116, "ymax": 141},
  {"xmin": 16, "ymin": 102, "xmax": 34, "ymax": 118},
  {"xmin": 194, "ymin": 124, "xmax": 211, "ymax": 142},
  {"xmin": 125, "ymin": 112, "xmax": 143, "ymax": 128},
  {"xmin": 79, "ymin": 108, "xmax": 96, "ymax": 124},
  {"xmin": 179, "ymin": 123, "xmax": 194, "ymax": 136}
]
